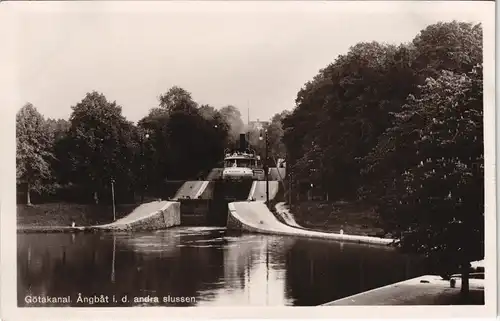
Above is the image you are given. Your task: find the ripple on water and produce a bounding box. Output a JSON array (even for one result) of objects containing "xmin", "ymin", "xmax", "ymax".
[
  {"xmin": 191, "ymin": 238, "xmax": 225, "ymax": 243},
  {"xmin": 177, "ymin": 244, "xmax": 217, "ymax": 248},
  {"xmin": 178, "ymin": 227, "xmax": 225, "ymax": 233}
]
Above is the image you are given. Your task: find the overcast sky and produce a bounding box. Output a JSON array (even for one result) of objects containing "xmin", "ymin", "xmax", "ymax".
[{"xmin": 7, "ymin": 1, "xmax": 493, "ymax": 123}]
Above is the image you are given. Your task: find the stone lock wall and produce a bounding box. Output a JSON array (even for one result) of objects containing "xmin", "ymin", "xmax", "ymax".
[{"xmin": 100, "ymin": 202, "xmax": 181, "ymax": 231}]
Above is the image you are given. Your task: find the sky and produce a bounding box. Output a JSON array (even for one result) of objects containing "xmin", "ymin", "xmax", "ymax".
[{"xmin": 7, "ymin": 1, "xmax": 494, "ymax": 124}]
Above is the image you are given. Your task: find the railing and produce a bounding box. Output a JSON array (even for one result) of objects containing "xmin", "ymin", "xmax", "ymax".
[
  {"xmin": 252, "ymin": 169, "xmax": 265, "ymax": 180},
  {"xmin": 271, "ymin": 156, "xmax": 287, "ymax": 192}
]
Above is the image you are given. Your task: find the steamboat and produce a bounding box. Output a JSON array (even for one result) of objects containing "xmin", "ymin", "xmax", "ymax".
[{"xmin": 221, "ymin": 134, "xmax": 265, "ymax": 181}]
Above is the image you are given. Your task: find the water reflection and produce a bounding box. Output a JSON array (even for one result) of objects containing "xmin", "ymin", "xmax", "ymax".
[
  {"xmin": 284, "ymin": 238, "xmax": 423, "ymax": 305},
  {"xmin": 196, "ymin": 235, "xmax": 297, "ymax": 306},
  {"xmin": 17, "ymin": 228, "xmax": 425, "ymax": 307}
]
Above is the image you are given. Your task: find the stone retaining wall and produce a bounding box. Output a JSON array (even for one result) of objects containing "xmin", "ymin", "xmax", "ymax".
[{"xmin": 98, "ymin": 202, "xmax": 181, "ymax": 231}]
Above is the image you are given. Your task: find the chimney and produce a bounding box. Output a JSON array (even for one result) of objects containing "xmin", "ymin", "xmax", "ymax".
[{"xmin": 239, "ymin": 133, "xmax": 246, "ymax": 152}]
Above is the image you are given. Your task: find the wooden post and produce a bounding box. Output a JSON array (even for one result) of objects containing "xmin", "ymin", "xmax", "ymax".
[
  {"xmin": 140, "ymin": 135, "xmax": 145, "ymax": 203},
  {"xmin": 265, "ymin": 132, "xmax": 269, "ymax": 205},
  {"xmin": 288, "ymin": 172, "xmax": 292, "ymax": 206},
  {"xmin": 266, "ymin": 239, "xmax": 269, "ymax": 305},
  {"xmin": 111, "ymin": 178, "xmax": 116, "ymax": 221},
  {"xmin": 26, "ymin": 182, "xmax": 31, "ymax": 206},
  {"xmin": 460, "ymin": 262, "xmax": 470, "ymax": 297}
]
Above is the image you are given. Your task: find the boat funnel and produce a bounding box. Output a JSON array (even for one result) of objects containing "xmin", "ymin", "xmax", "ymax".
[{"xmin": 239, "ymin": 133, "xmax": 247, "ymax": 152}]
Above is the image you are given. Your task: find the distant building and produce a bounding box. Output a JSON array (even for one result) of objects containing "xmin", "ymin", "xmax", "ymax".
[{"xmin": 248, "ymin": 119, "xmax": 270, "ymax": 131}]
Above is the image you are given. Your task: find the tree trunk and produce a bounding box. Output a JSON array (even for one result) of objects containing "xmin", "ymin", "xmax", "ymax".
[
  {"xmin": 26, "ymin": 182, "xmax": 31, "ymax": 206},
  {"xmin": 460, "ymin": 262, "xmax": 470, "ymax": 299}
]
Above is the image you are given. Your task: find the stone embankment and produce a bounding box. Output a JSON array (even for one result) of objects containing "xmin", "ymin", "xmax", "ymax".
[{"xmin": 95, "ymin": 201, "xmax": 180, "ymax": 231}]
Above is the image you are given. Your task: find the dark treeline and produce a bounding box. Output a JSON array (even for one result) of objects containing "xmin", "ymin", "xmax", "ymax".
[
  {"xmin": 16, "ymin": 86, "xmax": 286, "ymax": 205},
  {"xmin": 282, "ymin": 21, "xmax": 484, "ymax": 284}
]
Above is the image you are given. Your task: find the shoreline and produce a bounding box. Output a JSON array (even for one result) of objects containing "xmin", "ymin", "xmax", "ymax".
[{"xmin": 17, "ymin": 226, "xmax": 95, "ymax": 233}]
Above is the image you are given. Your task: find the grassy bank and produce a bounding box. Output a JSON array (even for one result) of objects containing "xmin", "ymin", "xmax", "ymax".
[
  {"xmin": 288, "ymin": 201, "xmax": 389, "ymax": 238},
  {"xmin": 17, "ymin": 202, "xmax": 144, "ymax": 228}
]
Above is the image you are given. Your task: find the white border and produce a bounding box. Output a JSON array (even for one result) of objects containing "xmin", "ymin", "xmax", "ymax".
[{"xmin": 1, "ymin": 1, "xmax": 496, "ymax": 320}]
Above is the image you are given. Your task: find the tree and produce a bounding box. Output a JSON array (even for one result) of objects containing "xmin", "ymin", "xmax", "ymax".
[
  {"xmin": 281, "ymin": 22, "xmax": 484, "ymax": 296},
  {"xmin": 283, "ymin": 41, "xmax": 410, "ymax": 200},
  {"xmin": 163, "ymin": 109, "xmax": 228, "ymax": 179},
  {"xmin": 267, "ymin": 110, "xmax": 290, "ymax": 159},
  {"xmin": 198, "ymin": 104, "xmax": 218, "ymax": 120},
  {"xmin": 219, "ymin": 105, "xmax": 245, "ymax": 144},
  {"xmin": 283, "ymin": 21, "xmax": 483, "ymax": 205},
  {"xmin": 137, "ymin": 108, "xmax": 170, "ymax": 192},
  {"xmin": 138, "ymin": 89, "xmax": 231, "ymax": 186},
  {"xmin": 366, "ymin": 65, "xmax": 483, "ymax": 296},
  {"xmin": 16, "ymin": 103, "xmax": 54, "ymax": 205},
  {"xmin": 159, "ymin": 86, "xmax": 198, "ymax": 114},
  {"xmin": 412, "ymin": 21, "xmax": 483, "ymax": 79},
  {"xmin": 45, "ymin": 118, "xmax": 71, "ymax": 185},
  {"xmin": 65, "ymin": 91, "xmax": 137, "ymax": 204},
  {"xmin": 359, "ymin": 22, "xmax": 484, "ymax": 296},
  {"xmin": 46, "ymin": 118, "xmax": 70, "ymax": 142}
]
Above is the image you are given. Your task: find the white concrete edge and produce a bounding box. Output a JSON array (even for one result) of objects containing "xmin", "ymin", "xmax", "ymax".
[
  {"xmin": 471, "ymin": 260, "xmax": 484, "ymax": 268},
  {"xmin": 247, "ymin": 181, "xmax": 257, "ymax": 200},
  {"xmin": 174, "ymin": 181, "xmax": 208, "ymax": 200},
  {"xmin": 275, "ymin": 203, "xmax": 486, "ymax": 264},
  {"xmin": 320, "ymin": 275, "xmax": 445, "ymax": 306},
  {"xmin": 228, "ymin": 202, "xmax": 237, "ymax": 213},
  {"xmin": 274, "ymin": 201, "xmax": 396, "ymax": 244},
  {"xmin": 228, "ymin": 202, "xmax": 274, "ymax": 235},
  {"xmin": 247, "ymin": 181, "xmax": 279, "ymax": 201},
  {"xmin": 269, "ymin": 181, "xmax": 279, "ymax": 200},
  {"xmin": 172, "ymin": 182, "xmax": 188, "ymax": 200},
  {"xmin": 194, "ymin": 181, "xmax": 209, "ymax": 199},
  {"xmin": 160, "ymin": 201, "xmax": 177, "ymax": 211},
  {"xmin": 323, "ymin": 275, "xmax": 484, "ymax": 306},
  {"xmin": 229, "ymin": 201, "xmax": 394, "ymax": 245}
]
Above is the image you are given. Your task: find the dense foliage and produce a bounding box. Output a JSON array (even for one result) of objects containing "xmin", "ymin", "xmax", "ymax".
[
  {"xmin": 138, "ymin": 87, "xmax": 231, "ymax": 184},
  {"xmin": 16, "ymin": 87, "xmax": 239, "ymax": 204},
  {"xmin": 282, "ymin": 21, "xmax": 484, "ymax": 289},
  {"xmin": 16, "ymin": 104, "xmax": 54, "ymax": 205}
]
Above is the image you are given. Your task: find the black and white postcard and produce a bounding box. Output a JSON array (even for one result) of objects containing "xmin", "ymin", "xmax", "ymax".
[{"xmin": 0, "ymin": 1, "xmax": 496, "ymax": 319}]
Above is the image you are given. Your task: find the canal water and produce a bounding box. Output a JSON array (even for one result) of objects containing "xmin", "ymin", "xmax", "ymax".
[{"xmin": 17, "ymin": 227, "xmax": 425, "ymax": 307}]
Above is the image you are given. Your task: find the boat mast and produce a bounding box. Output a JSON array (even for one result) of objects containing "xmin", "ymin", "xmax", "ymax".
[{"xmin": 247, "ymin": 100, "xmax": 250, "ymax": 145}]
